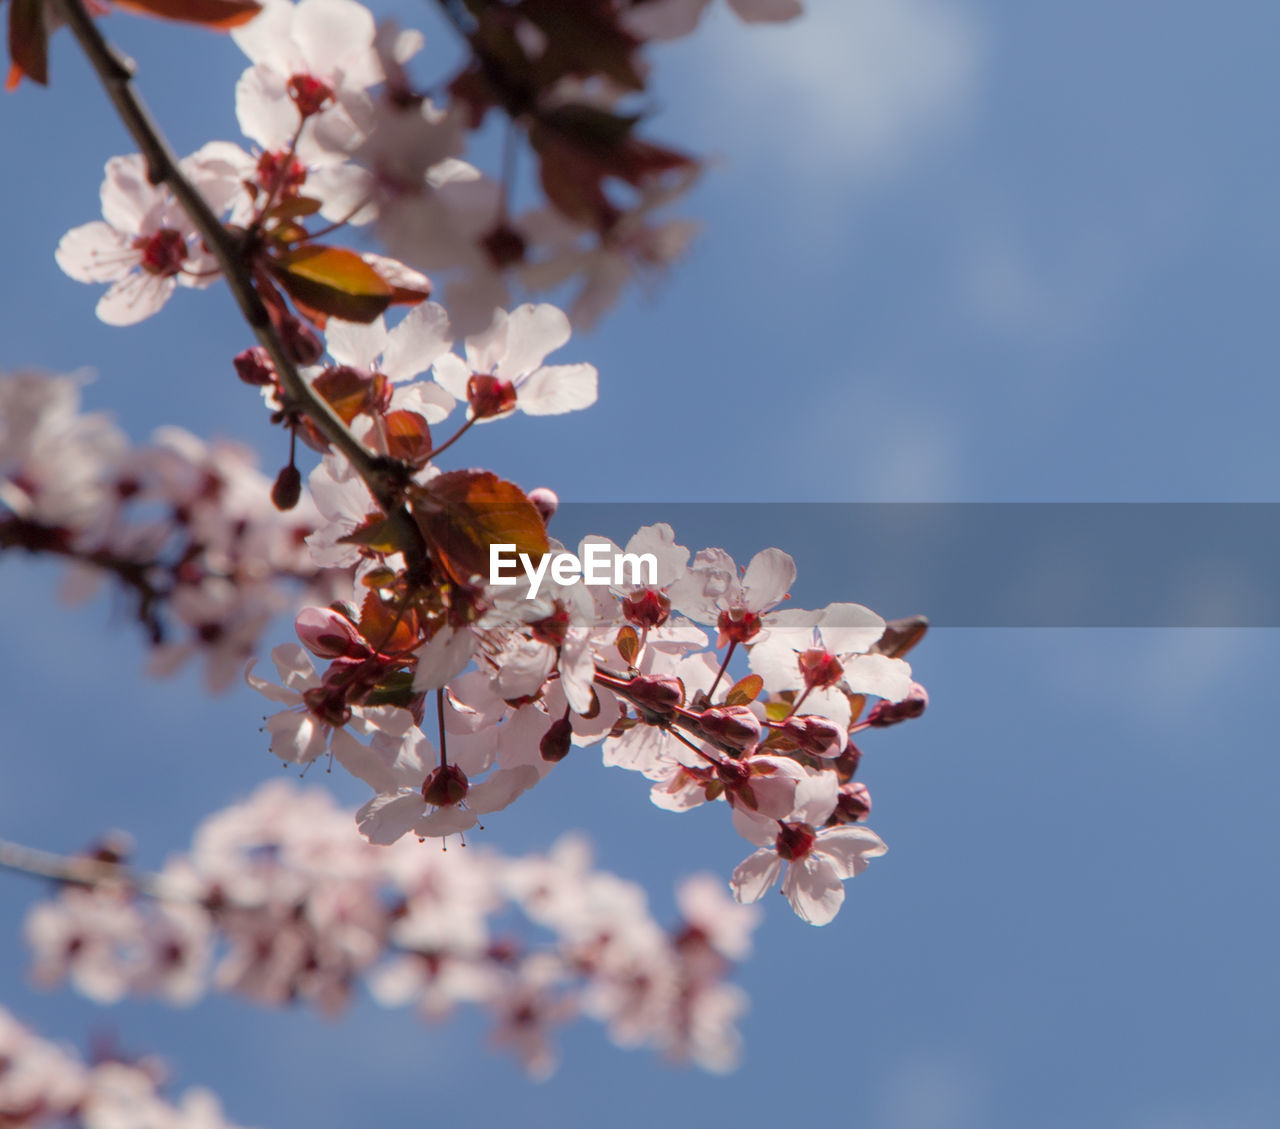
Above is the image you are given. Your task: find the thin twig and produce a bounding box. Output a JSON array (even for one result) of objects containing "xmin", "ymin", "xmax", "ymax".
[{"xmin": 0, "ymin": 838, "xmax": 178, "ymax": 901}]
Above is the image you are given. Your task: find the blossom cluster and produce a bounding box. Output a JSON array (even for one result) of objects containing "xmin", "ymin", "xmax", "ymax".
[
  {"xmin": 0, "ymin": 1003, "xmax": 249, "ymax": 1129},
  {"xmin": 54, "ymin": 0, "xmax": 804, "ymax": 336},
  {"xmin": 0, "ymin": 371, "xmax": 336, "ymax": 690},
  {"xmin": 251, "ymin": 455, "xmax": 927, "ymax": 923},
  {"xmin": 0, "ymin": 0, "xmax": 929, "ymax": 1087},
  {"xmin": 23, "ymin": 780, "xmax": 760, "ymax": 1077}
]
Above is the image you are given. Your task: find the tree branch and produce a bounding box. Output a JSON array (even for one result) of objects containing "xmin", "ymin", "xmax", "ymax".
[{"xmin": 0, "ymin": 838, "xmax": 176, "ymax": 901}]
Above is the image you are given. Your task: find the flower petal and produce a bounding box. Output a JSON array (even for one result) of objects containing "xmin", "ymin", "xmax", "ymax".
[
  {"xmin": 815, "ymin": 826, "xmax": 888, "ymax": 879},
  {"xmin": 516, "ymin": 363, "xmax": 597, "ymax": 416},
  {"xmin": 782, "ymin": 856, "xmax": 845, "ymax": 925},
  {"xmin": 730, "ymin": 849, "xmax": 782, "ymax": 904},
  {"xmin": 356, "ymin": 790, "xmax": 425, "ymax": 844},
  {"xmin": 382, "ymin": 301, "xmax": 452, "ymax": 382},
  {"xmin": 498, "ymin": 303, "xmax": 571, "ymax": 378}
]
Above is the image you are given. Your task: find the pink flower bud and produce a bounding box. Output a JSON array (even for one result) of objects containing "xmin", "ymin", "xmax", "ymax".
[
  {"xmin": 777, "ymin": 715, "xmax": 844, "ymax": 758},
  {"xmin": 833, "ymin": 781, "xmax": 871, "ymax": 823},
  {"xmin": 422, "ymin": 764, "xmax": 469, "ymax": 807},
  {"xmin": 626, "ymin": 673, "xmax": 684, "ymax": 716},
  {"xmin": 833, "ymin": 740, "xmax": 863, "ymax": 782},
  {"xmin": 698, "ymin": 705, "xmax": 762, "ymax": 752},
  {"xmin": 865, "ymin": 682, "xmax": 928, "ymax": 727},
  {"xmin": 295, "ymin": 606, "xmax": 369, "ymax": 659},
  {"xmin": 528, "ymin": 487, "xmax": 559, "ymax": 523},
  {"xmin": 280, "ymin": 315, "xmax": 324, "ymax": 366}
]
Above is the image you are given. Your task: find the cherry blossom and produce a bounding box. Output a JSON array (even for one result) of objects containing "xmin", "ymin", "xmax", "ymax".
[
  {"xmin": 730, "ymin": 808, "xmax": 888, "ymax": 926},
  {"xmin": 55, "ymin": 148, "xmax": 245, "ymax": 325},
  {"xmin": 432, "ymin": 304, "xmax": 598, "ymax": 421}
]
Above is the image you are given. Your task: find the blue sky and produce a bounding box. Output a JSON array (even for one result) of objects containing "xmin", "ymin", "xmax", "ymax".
[{"xmin": 3, "ymin": 2, "xmax": 1280, "ymax": 1127}]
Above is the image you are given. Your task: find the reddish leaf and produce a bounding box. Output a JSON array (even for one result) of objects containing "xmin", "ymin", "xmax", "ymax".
[
  {"xmin": 8, "ymin": 0, "xmax": 48, "ymax": 88},
  {"xmin": 518, "ymin": 0, "xmax": 645, "ymax": 91},
  {"xmin": 383, "ymin": 410, "xmax": 433, "ymax": 465},
  {"xmin": 410, "ymin": 471, "xmax": 549, "ymax": 588},
  {"xmin": 616, "ymin": 625, "xmax": 640, "ymax": 667},
  {"xmin": 311, "ymin": 365, "xmax": 390, "ymax": 425},
  {"xmin": 339, "ymin": 513, "xmax": 416, "ymax": 556},
  {"xmin": 725, "ymin": 674, "xmax": 763, "ymax": 708},
  {"xmin": 268, "ymin": 245, "xmax": 393, "ymax": 325},
  {"xmin": 358, "ymin": 591, "xmax": 419, "ymax": 656},
  {"xmin": 113, "ymin": 0, "xmax": 261, "ymax": 29}
]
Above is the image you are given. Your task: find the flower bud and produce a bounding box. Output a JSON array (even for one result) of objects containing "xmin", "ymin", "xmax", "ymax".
[
  {"xmin": 234, "ymin": 346, "xmax": 276, "ymax": 387},
  {"xmin": 833, "ymin": 740, "xmax": 863, "ymax": 782},
  {"xmin": 865, "ymin": 682, "xmax": 928, "ymax": 727},
  {"xmin": 280, "ymin": 315, "xmax": 324, "ymax": 366},
  {"xmin": 698, "ymin": 705, "xmax": 761, "ymax": 753},
  {"xmin": 422, "ymin": 764, "xmax": 469, "ymax": 807},
  {"xmin": 539, "ymin": 717, "xmax": 573, "ymax": 762},
  {"xmin": 295, "ymin": 606, "xmax": 368, "ymax": 660},
  {"xmin": 777, "ymin": 715, "xmax": 844, "ymax": 758},
  {"xmin": 271, "ymin": 464, "xmax": 302, "ymax": 511},
  {"xmin": 625, "ymin": 673, "xmax": 684, "ymax": 716},
  {"xmin": 528, "ymin": 487, "xmax": 559, "ymax": 523},
  {"xmin": 832, "ymin": 781, "xmax": 871, "ymax": 823}
]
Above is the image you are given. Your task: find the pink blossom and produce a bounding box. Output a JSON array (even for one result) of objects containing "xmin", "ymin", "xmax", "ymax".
[
  {"xmin": 432, "ymin": 304, "xmax": 597, "ymax": 421},
  {"xmin": 730, "ymin": 808, "xmax": 887, "ymax": 926}
]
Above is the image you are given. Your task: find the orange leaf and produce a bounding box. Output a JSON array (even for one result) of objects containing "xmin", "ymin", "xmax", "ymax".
[
  {"xmin": 358, "ymin": 591, "xmax": 419, "ymax": 656},
  {"xmin": 616, "ymin": 625, "xmax": 640, "ymax": 667},
  {"xmin": 410, "ymin": 471, "xmax": 548, "ymax": 588},
  {"xmin": 383, "ymin": 410, "xmax": 433, "ymax": 465},
  {"xmin": 725, "ymin": 674, "xmax": 763, "ymax": 708},
  {"xmin": 268, "ymin": 245, "xmax": 393, "ymax": 325},
  {"xmin": 311, "ymin": 366, "xmax": 388, "ymax": 425},
  {"xmin": 113, "ymin": 0, "xmax": 262, "ymax": 29}
]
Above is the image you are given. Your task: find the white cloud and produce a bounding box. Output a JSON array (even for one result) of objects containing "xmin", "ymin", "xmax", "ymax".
[
  {"xmin": 701, "ymin": 0, "xmax": 984, "ymax": 180},
  {"xmin": 875, "ymin": 1051, "xmax": 988, "ymax": 1129}
]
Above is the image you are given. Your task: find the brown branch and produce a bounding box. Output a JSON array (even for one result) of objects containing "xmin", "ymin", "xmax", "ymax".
[{"xmin": 0, "ymin": 838, "xmax": 177, "ymax": 901}]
